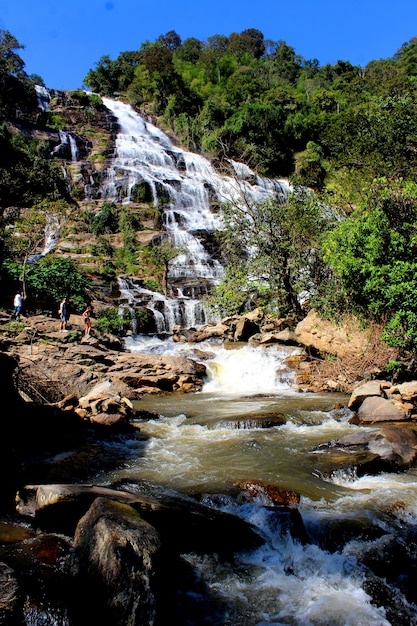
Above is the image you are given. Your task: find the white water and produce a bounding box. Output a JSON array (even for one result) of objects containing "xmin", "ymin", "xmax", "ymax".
[
  {"xmin": 92, "ymin": 335, "xmax": 417, "ymax": 625},
  {"xmin": 101, "ymin": 98, "xmax": 290, "ymax": 331},
  {"xmin": 51, "ymin": 130, "xmax": 79, "ymax": 161}
]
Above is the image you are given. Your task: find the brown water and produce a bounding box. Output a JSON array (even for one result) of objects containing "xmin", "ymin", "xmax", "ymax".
[{"xmin": 85, "ymin": 336, "xmax": 417, "ymax": 625}]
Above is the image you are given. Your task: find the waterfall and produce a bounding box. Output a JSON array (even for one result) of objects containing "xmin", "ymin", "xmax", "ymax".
[
  {"xmin": 28, "ymin": 214, "xmax": 63, "ymax": 264},
  {"xmin": 35, "ymin": 85, "xmax": 50, "ymax": 112},
  {"xmin": 51, "ymin": 130, "xmax": 79, "ymax": 161},
  {"xmin": 101, "ymin": 98, "xmax": 291, "ymax": 333}
]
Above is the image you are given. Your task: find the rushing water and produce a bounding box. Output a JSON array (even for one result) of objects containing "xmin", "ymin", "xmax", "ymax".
[
  {"xmin": 100, "ymin": 97, "xmax": 290, "ymax": 331},
  {"xmin": 85, "ymin": 336, "xmax": 417, "ymax": 626}
]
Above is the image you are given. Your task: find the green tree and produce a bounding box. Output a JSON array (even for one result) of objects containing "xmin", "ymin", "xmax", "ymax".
[
  {"xmin": 211, "ymin": 186, "xmax": 331, "ymax": 317},
  {"xmin": 321, "ymin": 180, "xmax": 417, "ymax": 351},
  {"xmin": 293, "ymin": 141, "xmax": 327, "ymax": 190},
  {"xmin": 147, "ymin": 238, "xmax": 186, "ymax": 296},
  {"xmin": 25, "ymin": 256, "xmax": 90, "ymax": 312}
]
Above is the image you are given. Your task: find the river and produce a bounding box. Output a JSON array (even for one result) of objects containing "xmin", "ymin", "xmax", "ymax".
[{"xmin": 85, "ymin": 335, "xmax": 417, "ymax": 625}]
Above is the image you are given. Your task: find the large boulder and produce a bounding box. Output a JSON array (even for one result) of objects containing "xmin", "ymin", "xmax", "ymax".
[
  {"xmin": 188, "ymin": 322, "xmax": 230, "ymax": 343},
  {"xmin": 234, "ymin": 316, "xmax": 260, "ymax": 341},
  {"xmin": 72, "ymin": 497, "xmax": 161, "ymax": 626},
  {"xmin": 76, "ymin": 379, "xmax": 134, "ymax": 427},
  {"xmin": 354, "ymin": 396, "xmax": 411, "ymax": 423},
  {"xmin": 348, "ymin": 381, "xmax": 388, "ymax": 410},
  {"xmin": 313, "ymin": 426, "xmax": 417, "ymax": 474},
  {"xmin": 295, "ymin": 310, "xmax": 372, "ymax": 358},
  {"xmin": 107, "ymin": 352, "xmax": 206, "ymax": 395}
]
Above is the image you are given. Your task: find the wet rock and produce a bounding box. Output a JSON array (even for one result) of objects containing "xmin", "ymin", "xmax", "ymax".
[
  {"xmin": 313, "ymin": 426, "xmax": 417, "ymax": 474},
  {"xmin": 72, "ymin": 497, "xmax": 161, "ymax": 626},
  {"xmin": 215, "ymin": 412, "xmax": 287, "ymax": 429},
  {"xmin": 110, "ymin": 479, "xmax": 264, "ymax": 557},
  {"xmin": 0, "ymin": 562, "xmax": 19, "ymax": 623},
  {"xmin": 233, "ymin": 480, "xmax": 300, "ymax": 505},
  {"xmin": 232, "ymin": 481, "xmax": 307, "ymax": 544}
]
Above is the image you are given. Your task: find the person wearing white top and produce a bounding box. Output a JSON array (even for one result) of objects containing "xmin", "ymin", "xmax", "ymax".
[{"xmin": 12, "ymin": 291, "xmax": 23, "ymax": 320}]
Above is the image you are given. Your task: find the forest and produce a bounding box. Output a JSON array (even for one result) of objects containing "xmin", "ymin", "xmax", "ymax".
[{"xmin": 1, "ymin": 27, "xmax": 417, "ymax": 365}]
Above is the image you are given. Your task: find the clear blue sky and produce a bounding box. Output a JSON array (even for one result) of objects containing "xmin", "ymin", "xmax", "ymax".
[{"xmin": 1, "ymin": 0, "xmax": 416, "ymax": 91}]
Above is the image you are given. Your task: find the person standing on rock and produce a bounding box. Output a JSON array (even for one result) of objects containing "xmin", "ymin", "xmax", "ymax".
[
  {"xmin": 59, "ymin": 297, "xmax": 70, "ymax": 332},
  {"xmin": 82, "ymin": 304, "xmax": 93, "ymax": 337},
  {"xmin": 12, "ymin": 290, "xmax": 23, "ymax": 321}
]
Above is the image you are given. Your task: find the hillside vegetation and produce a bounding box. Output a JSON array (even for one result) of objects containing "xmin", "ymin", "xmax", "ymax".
[{"xmin": 1, "ymin": 27, "xmax": 417, "ymax": 371}]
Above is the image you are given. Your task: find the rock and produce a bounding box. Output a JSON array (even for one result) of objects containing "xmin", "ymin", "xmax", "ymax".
[
  {"xmin": 234, "ymin": 317, "xmax": 260, "ymax": 341},
  {"xmin": 273, "ymin": 329, "xmax": 300, "ymax": 345},
  {"xmin": 249, "ymin": 329, "xmax": 300, "ymax": 346},
  {"xmin": 107, "ymin": 352, "xmax": 206, "ymax": 394},
  {"xmin": 189, "ymin": 323, "xmax": 229, "ymax": 343},
  {"xmin": 314, "ymin": 426, "xmax": 417, "ymax": 473},
  {"xmin": 243, "ymin": 308, "xmax": 264, "ymax": 323},
  {"xmin": 388, "ymin": 381, "xmax": 417, "ymax": 402},
  {"xmin": 0, "ymin": 562, "xmax": 19, "ymax": 623},
  {"xmin": 295, "ymin": 310, "xmax": 372, "ymax": 358},
  {"xmin": 215, "ymin": 412, "xmax": 287, "ymax": 429},
  {"xmin": 77, "ymin": 379, "xmax": 133, "ymax": 427},
  {"xmin": 73, "ymin": 497, "xmax": 161, "ymax": 626},
  {"xmin": 232, "ymin": 481, "xmax": 307, "ymax": 543},
  {"xmin": 233, "ymin": 480, "xmax": 300, "ymax": 505},
  {"xmin": 348, "ymin": 380, "xmax": 386, "ymax": 410},
  {"xmin": 355, "ymin": 396, "xmax": 411, "ymax": 423},
  {"xmin": 110, "ymin": 479, "xmax": 264, "ymax": 556}
]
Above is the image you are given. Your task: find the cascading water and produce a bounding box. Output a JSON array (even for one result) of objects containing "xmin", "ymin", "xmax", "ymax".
[
  {"xmin": 100, "ymin": 98, "xmax": 290, "ymax": 333},
  {"xmin": 85, "ymin": 337, "xmax": 417, "ymax": 625}
]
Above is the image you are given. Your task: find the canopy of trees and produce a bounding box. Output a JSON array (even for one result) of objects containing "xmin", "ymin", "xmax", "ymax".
[{"xmin": 83, "ymin": 31, "xmax": 417, "ymax": 191}]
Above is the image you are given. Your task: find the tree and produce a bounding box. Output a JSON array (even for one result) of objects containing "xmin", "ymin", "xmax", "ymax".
[
  {"xmin": 321, "ymin": 180, "xmax": 417, "ymax": 351},
  {"xmin": 293, "ymin": 141, "xmax": 327, "ymax": 190},
  {"xmin": 0, "ymin": 29, "xmax": 26, "ymax": 77},
  {"xmin": 0, "ymin": 29, "xmax": 37, "ymax": 120},
  {"xmin": 227, "ymin": 29, "xmax": 265, "ymax": 60},
  {"xmin": 211, "ymin": 186, "xmax": 331, "ymax": 317},
  {"xmin": 157, "ymin": 30, "xmax": 182, "ymax": 51},
  {"xmin": 25, "ymin": 256, "xmax": 90, "ymax": 312},
  {"xmin": 147, "ymin": 238, "xmax": 186, "ymax": 296},
  {"xmin": 4, "ymin": 200, "xmax": 70, "ymax": 299},
  {"xmin": 174, "ymin": 37, "xmax": 203, "ymax": 64}
]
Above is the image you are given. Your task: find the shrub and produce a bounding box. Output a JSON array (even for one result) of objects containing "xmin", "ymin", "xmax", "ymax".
[{"xmin": 94, "ymin": 307, "xmax": 132, "ymax": 334}]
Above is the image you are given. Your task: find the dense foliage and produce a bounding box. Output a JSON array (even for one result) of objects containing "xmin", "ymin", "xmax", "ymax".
[
  {"xmin": 0, "ymin": 31, "xmax": 70, "ymax": 210},
  {"xmin": 84, "ymin": 30, "xmax": 417, "ymax": 191},
  {"xmin": 320, "ymin": 180, "xmax": 417, "ymax": 350},
  {"xmin": 209, "ymin": 187, "xmax": 331, "ymax": 317},
  {"xmin": 2, "ymin": 26, "xmax": 417, "ymax": 355},
  {"xmin": 3, "ymin": 256, "xmax": 90, "ymax": 313}
]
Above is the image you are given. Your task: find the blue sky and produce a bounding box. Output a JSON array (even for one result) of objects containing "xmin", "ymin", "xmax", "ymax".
[{"xmin": 1, "ymin": 0, "xmax": 416, "ymax": 91}]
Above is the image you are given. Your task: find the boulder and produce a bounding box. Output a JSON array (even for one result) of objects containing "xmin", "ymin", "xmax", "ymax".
[
  {"xmin": 215, "ymin": 412, "xmax": 287, "ymax": 429},
  {"xmin": 388, "ymin": 381, "xmax": 417, "ymax": 403},
  {"xmin": 107, "ymin": 352, "xmax": 206, "ymax": 394},
  {"xmin": 188, "ymin": 323, "xmax": 229, "ymax": 343},
  {"xmin": 233, "ymin": 317, "xmax": 260, "ymax": 342},
  {"xmin": 354, "ymin": 396, "xmax": 411, "ymax": 423},
  {"xmin": 77, "ymin": 380, "xmax": 133, "ymax": 427},
  {"xmin": 314, "ymin": 426, "xmax": 417, "ymax": 473},
  {"xmin": 348, "ymin": 380, "xmax": 387, "ymax": 410},
  {"xmin": 295, "ymin": 310, "xmax": 371, "ymax": 358},
  {"xmin": 73, "ymin": 497, "xmax": 161, "ymax": 626}
]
